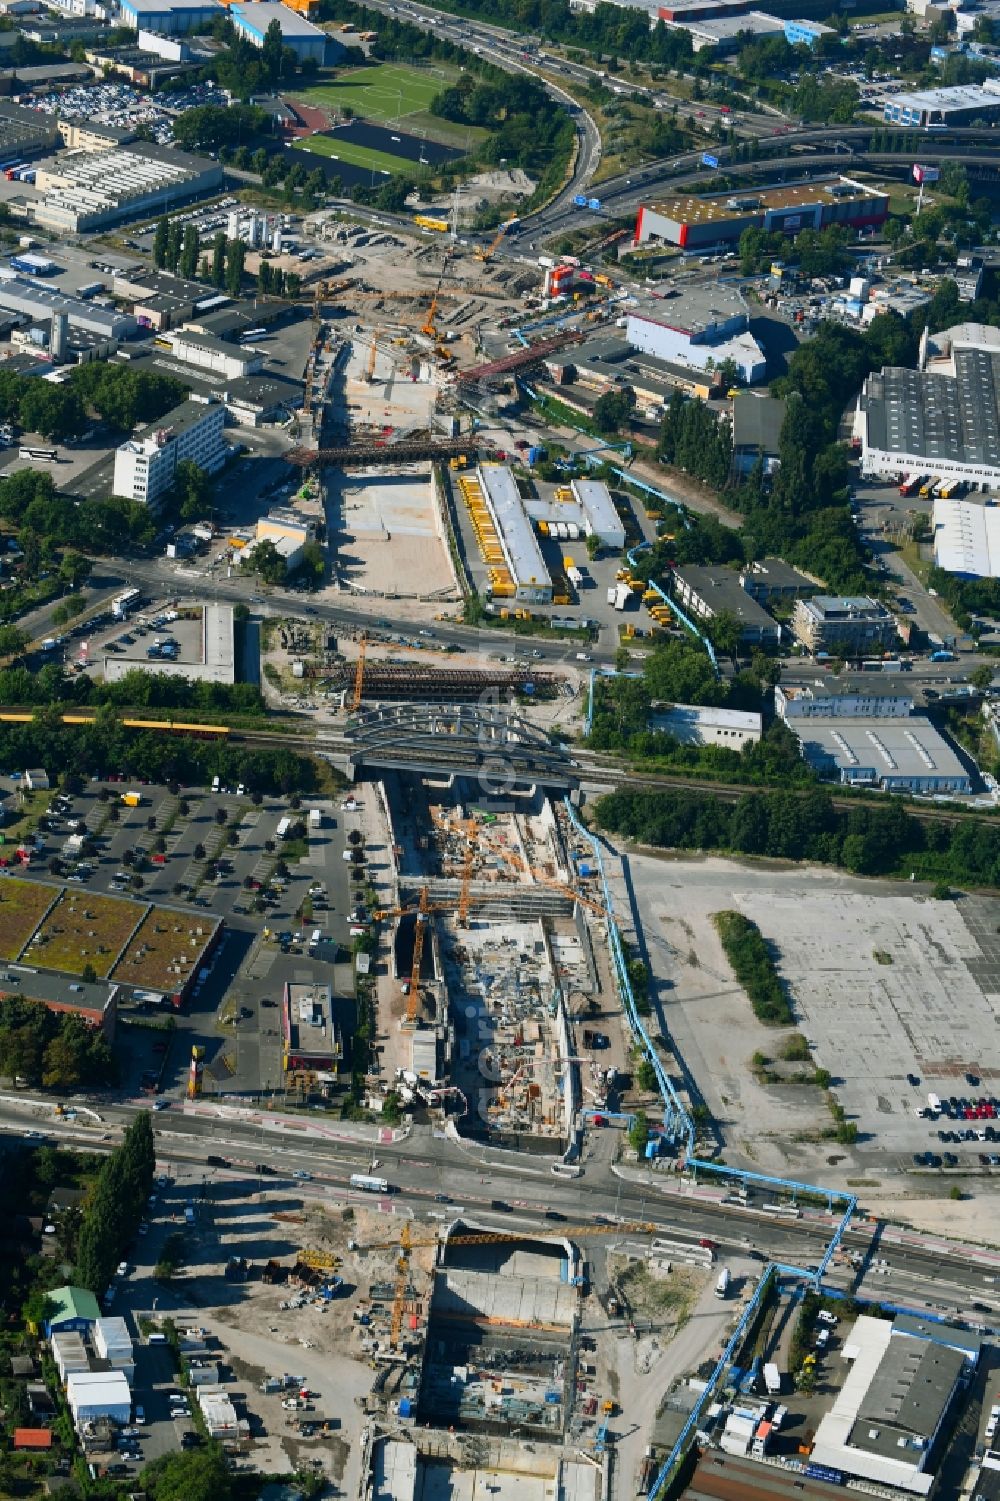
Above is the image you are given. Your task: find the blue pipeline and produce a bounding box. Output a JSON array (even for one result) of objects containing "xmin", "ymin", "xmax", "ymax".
[
  {"xmin": 563, "ymin": 797, "xmax": 859, "ymax": 1496},
  {"xmin": 626, "ymin": 539, "xmax": 720, "ymax": 674}
]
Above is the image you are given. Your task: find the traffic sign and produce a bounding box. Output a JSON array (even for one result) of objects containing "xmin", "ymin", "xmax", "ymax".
[
  {"xmin": 573, "ymin": 194, "xmax": 587, "ymax": 206},
  {"xmin": 587, "ymin": 197, "xmax": 602, "ymax": 211}
]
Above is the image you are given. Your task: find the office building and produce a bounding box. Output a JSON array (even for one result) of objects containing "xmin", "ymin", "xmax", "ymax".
[
  {"xmin": 33, "ymin": 141, "xmax": 222, "ymax": 233},
  {"xmin": 479, "ymin": 463, "xmax": 552, "ymax": 604},
  {"xmin": 775, "ymin": 683, "xmax": 914, "ymax": 719},
  {"xmin": 791, "ymin": 595, "xmax": 897, "ymax": 655},
  {"xmin": 230, "ymin": 1, "xmax": 331, "ymax": 61},
  {"xmin": 635, "ymin": 178, "xmax": 888, "ymax": 252},
  {"xmin": 166, "ymin": 328, "xmax": 264, "ymax": 380},
  {"xmin": 569, "ymin": 477, "xmax": 625, "ymax": 549},
  {"xmin": 625, "ymin": 283, "xmax": 765, "ymax": 383},
  {"xmin": 739, "ymin": 557, "xmax": 815, "ymax": 603},
  {"xmin": 113, "ymin": 396, "xmax": 225, "ymax": 512},
  {"xmin": 790, "ymin": 716, "xmax": 971, "ymax": 793},
  {"xmin": 56, "ymin": 118, "xmax": 134, "ymax": 150},
  {"xmin": 117, "ymin": 0, "xmax": 223, "ymax": 30},
  {"xmin": 282, "ymin": 981, "xmax": 342, "ymax": 1072},
  {"xmin": 933, "ymin": 495, "xmax": 1000, "ymax": 577},
  {"xmin": 859, "ymin": 325, "xmax": 1000, "ymax": 493},
  {"xmin": 883, "ymin": 79, "xmax": 1000, "ymax": 128},
  {"xmin": 671, "ymin": 564, "xmax": 780, "ymax": 645},
  {"xmin": 649, "ymin": 702, "xmax": 762, "ymax": 748},
  {"xmin": 809, "ymin": 1314, "xmax": 978, "ymax": 1490}
]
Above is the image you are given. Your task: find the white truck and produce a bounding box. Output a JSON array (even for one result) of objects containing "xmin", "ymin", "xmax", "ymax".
[
  {"xmin": 614, "ymin": 580, "xmax": 632, "ymax": 611},
  {"xmin": 715, "ymin": 1267, "xmax": 731, "ymax": 1299},
  {"xmin": 763, "ymin": 1363, "xmax": 781, "ymax": 1396},
  {"xmin": 308, "ymin": 808, "xmax": 323, "ymax": 828}
]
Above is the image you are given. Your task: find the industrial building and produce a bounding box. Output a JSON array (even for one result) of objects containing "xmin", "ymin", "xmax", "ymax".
[
  {"xmin": 255, "ymin": 506, "xmax": 319, "ymax": 570},
  {"xmin": 223, "ymin": 371, "xmax": 302, "ymax": 425},
  {"xmin": 858, "ymin": 325, "xmax": 1000, "ymax": 493},
  {"xmin": 33, "ymin": 141, "xmax": 223, "ymax": 233},
  {"xmin": 783, "ymin": 16, "xmax": 834, "ymax": 43},
  {"xmin": 92, "ymin": 1318, "xmax": 134, "ymax": 1382},
  {"xmin": 166, "ymin": 327, "xmax": 264, "ymax": 380},
  {"xmin": 44, "ymin": 1286, "xmax": 100, "ymax": 1337},
  {"xmin": 790, "ymin": 716, "xmax": 971, "ymax": 793},
  {"xmin": 731, "ymin": 392, "xmax": 785, "ymax": 476},
  {"xmin": 650, "ymin": 702, "xmax": 762, "ymax": 748},
  {"xmin": 671, "ymin": 564, "xmax": 781, "ymax": 646},
  {"xmin": 635, "ymin": 178, "xmax": 888, "ymax": 252},
  {"xmin": 282, "ymin": 980, "xmax": 342, "ymax": 1074},
  {"xmin": 776, "ymin": 683, "xmax": 915, "ymax": 719},
  {"xmin": 809, "ymin": 1314, "xmax": 978, "ymax": 1491},
  {"xmin": 0, "ymin": 99, "xmax": 59, "ymax": 160},
  {"xmin": 230, "ymin": 1, "xmax": 331, "ymax": 61},
  {"xmin": 0, "ymin": 279, "xmax": 133, "ymax": 340},
  {"xmin": 933, "ymin": 495, "xmax": 1000, "ymax": 576},
  {"xmin": 112, "ymin": 396, "xmax": 226, "ymax": 511},
  {"xmin": 625, "ymin": 284, "xmax": 766, "ymax": 384},
  {"xmin": 66, "ymin": 1371, "xmax": 132, "ymax": 1427},
  {"xmin": 197, "ymin": 1385, "xmax": 242, "ymax": 1441},
  {"xmin": 883, "ymin": 79, "xmax": 1000, "ymax": 128},
  {"xmin": 117, "ymin": 0, "xmax": 223, "ymax": 31},
  {"xmin": 477, "ymin": 463, "xmax": 552, "ymax": 603},
  {"xmin": 791, "ymin": 595, "xmax": 897, "ymax": 656},
  {"xmin": 665, "ymin": 8, "xmax": 784, "ymax": 49},
  {"xmin": 103, "ymin": 602, "xmax": 234, "ymax": 684},
  {"xmin": 569, "ymin": 477, "xmax": 625, "ymax": 549}
]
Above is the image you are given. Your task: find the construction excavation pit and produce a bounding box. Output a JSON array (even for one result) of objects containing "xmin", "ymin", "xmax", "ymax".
[{"xmin": 376, "ymin": 780, "xmax": 609, "ymax": 1155}]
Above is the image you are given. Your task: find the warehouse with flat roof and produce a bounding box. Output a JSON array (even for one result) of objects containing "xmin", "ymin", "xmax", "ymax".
[
  {"xmin": 478, "ymin": 463, "xmax": 552, "ymax": 604},
  {"xmin": 0, "ymin": 279, "xmax": 134, "ymax": 339},
  {"xmin": 33, "ymin": 141, "xmax": 223, "ymax": 233},
  {"xmin": 635, "ymin": 177, "xmax": 889, "ymax": 251},
  {"xmin": 282, "ymin": 981, "xmax": 342, "ymax": 1072},
  {"xmin": 166, "ymin": 328, "xmax": 264, "ymax": 380},
  {"xmin": 859, "ymin": 332, "xmax": 1000, "ymax": 494},
  {"xmin": 118, "ymin": 0, "xmax": 223, "ymax": 29},
  {"xmin": 569, "ymin": 477, "xmax": 625, "ymax": 549},
  {"xmin": 791, "ymin": 717, "xmax": 971, "ymax": 793},
  {"xmin": 230, "ymin": 1, "xmax": 332, "ymax": 60},
  {"xmin": 883, "ymin": 79, "xmax": 1000, "ymax": 128},
  {"xmin": 933, "ymin": 495, "xmax": 1000, "ymax": 577}
]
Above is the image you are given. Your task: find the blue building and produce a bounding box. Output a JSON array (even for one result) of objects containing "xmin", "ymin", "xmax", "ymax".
[
  {"xmin": 229, "ymin": 2, "xmax": 333, "ymax": 64},
  {"xmin": 783, "ymin": 17, "xmax": 836, "ymax": 47},
  {"xmin": 44, "ymin": 1285, "xmax": 101, "ymax": 1337},
  {"xmin": 118, "ymin": 0, "xmax": 223, "ymax": 34}
]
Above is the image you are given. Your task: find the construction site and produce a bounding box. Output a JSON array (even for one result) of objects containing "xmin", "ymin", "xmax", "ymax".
[{"xmin": 371, "ymin": 779, "xmax": 620, "ymax": 1153}]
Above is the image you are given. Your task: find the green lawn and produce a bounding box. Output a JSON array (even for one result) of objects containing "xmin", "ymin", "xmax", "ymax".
[
  {"xmin": 291, "ymin": 132, "xmax": 419, "ymax": 177},
  {"xmin": 296, "ymin": 62, "xmax": 451, "ymax": 123},
  {"xmin": 293, "ymin": 62, "xmax": 485, "ymax": 151}
]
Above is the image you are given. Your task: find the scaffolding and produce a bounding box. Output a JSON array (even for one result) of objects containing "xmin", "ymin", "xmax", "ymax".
[{"xmin": 285, "ymin": 437, "xmax": 475, "ymax": 469}]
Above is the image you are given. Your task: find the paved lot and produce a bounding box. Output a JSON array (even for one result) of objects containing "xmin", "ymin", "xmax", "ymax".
[{"xmin": 625, "ymin": 850, "xmax": 1000, "ymax": 1186}]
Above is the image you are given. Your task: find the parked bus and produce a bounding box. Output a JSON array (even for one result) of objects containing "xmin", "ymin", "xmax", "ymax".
[
  {"xmin": 899, "ymin": 474, "xmax": 923, "ymax": 497},
  {"xmin": 349, "ymin": 1173, "xmax": 389, "ymax": 1193},
  {"xmin": 19, "ymin": 446, "xmax": 57, "ymax": 462}
]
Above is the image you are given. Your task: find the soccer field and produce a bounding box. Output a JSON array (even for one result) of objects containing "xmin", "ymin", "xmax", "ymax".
[
  {"xmin": 295, "ymin": 63, "xmax": 453, "ymax": 124},
  {"xmin": 292, "ymin": 133, "xmax": 415, "ymax": 177}
]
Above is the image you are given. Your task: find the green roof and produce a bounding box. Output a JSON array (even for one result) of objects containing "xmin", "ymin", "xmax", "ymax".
[{"xmin": 48, "ymin": 1285, "xmax": 100, "ymax": 1325}]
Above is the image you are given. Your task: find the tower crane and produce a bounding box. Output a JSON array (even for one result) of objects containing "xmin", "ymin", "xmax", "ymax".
[
  {"xmin": 421, "ymin": 245, "xmax": 453, "ymax": 340},
  {"xmin": 350, "ymin": 633, "xmax": 368, "ymax": 712}
]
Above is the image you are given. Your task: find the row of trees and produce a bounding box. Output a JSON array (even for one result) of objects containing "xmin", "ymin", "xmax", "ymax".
[
  {"xmin": 0, "ymin": 361, "xmax": 185, "ymax": 443},
  {"xmin": 0, "ymin": 712, "xmax": 321, "ymax": 795},
  {"xmin": 712, "ymin": 911, "xmax": 793, "ymax": 1025},
  {"xmin": 594, "ymin": 784, "xmax": 1000, "ymax": 886},
  {"xmin": 76, "ymin": 1114, "xmax": 155, "ymax": 1293},
  {"xmin": 0, "ymin": 997, "xmax": 115, "ymax": 1091},
  {"xmin": 0, "ymin": 660, "xmax": 267, "ymax": 715}
]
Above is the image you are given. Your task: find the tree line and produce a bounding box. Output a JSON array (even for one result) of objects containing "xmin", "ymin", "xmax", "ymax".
[
  {"xmin": 0, "ymin": 713, "xmax": 322, "ymax": 796},
  {"xmin": 593, "ymin": 784, "xmax": 1000, "ymax": 887},
  {"xmin": 0, "ymin": 661, "xmax": 267, "ymax": 716},
  {"xmin": 0, "ymin": 997, "xmax": 115, "ymax": 1091},
  {"xmin": 76, "ymin": 1114, "xmax": 156, "ymax": 1294}
]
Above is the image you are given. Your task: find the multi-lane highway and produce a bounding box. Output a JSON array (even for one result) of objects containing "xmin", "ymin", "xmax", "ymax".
[{"xmin": 6, "ymin": 1095, "xmax": 1000, "ymax": 1324}]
